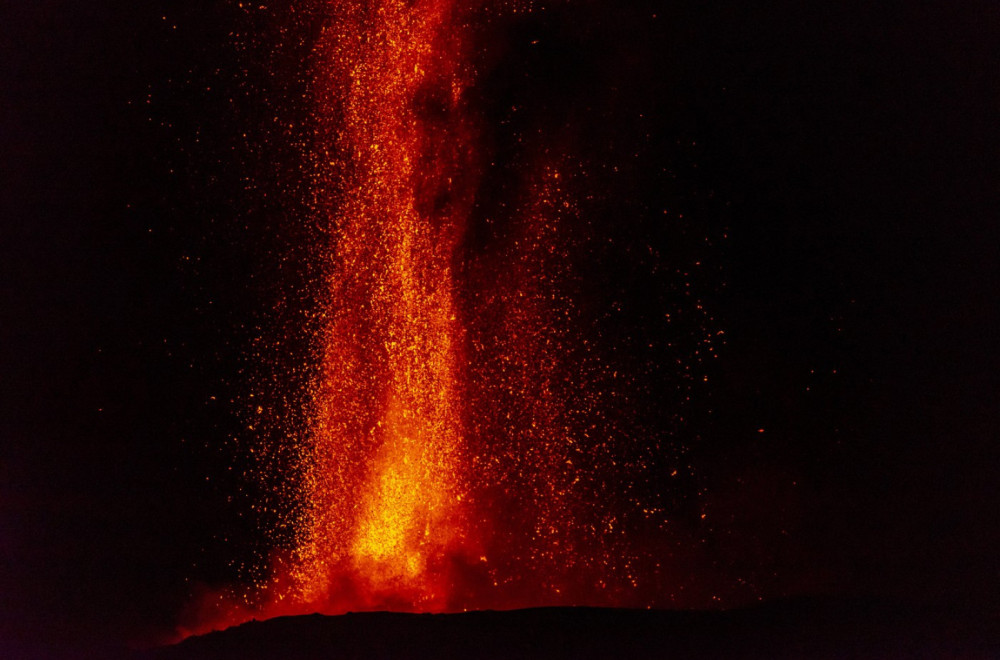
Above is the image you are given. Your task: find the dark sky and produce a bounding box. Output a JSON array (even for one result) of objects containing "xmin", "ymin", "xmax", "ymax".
[{"xmin": 2, "ymin": 0, "xmax": 998, "ymax": 651}]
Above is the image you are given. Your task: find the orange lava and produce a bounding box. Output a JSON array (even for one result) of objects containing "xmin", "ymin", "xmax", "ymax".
[
  {"xmin": 178, "ymin": 0, "xmax": 726, "ymax": 640},
  {"xmin": 289, "ymin": 0, "xmax": 483, "ymax": 613},
  {"xmin": 178, "ymin": 2, "xmax": 484, "ymax": 638}
]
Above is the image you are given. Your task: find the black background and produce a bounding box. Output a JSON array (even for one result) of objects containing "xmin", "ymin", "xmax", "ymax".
[{"xmin": 2, "ymin": 0, "xmax": 997, "ymax": 650}]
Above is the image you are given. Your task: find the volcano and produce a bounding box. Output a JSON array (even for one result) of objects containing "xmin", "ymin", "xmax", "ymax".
[{"xmin": 2, "ymin": 0, "xmax": 997, "ymax": 656}]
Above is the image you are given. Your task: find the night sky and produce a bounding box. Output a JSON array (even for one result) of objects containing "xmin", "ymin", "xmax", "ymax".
[{"xmin": 2, "ymin": 0, "xmax": 998, "ymax": 651}]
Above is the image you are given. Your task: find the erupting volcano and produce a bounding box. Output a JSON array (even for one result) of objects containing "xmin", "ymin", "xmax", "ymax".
[
  {"xmin": 6, "ymin": 0, "xmax": 996, "ymax": 655},
  {"xmin": 183, "ymin": 0, "xmax": 727, "ymax": 637}
]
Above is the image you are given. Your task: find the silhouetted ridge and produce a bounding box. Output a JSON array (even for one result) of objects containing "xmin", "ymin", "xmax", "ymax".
[{"xmin": 143, "ymin": 598, "xmax": 998, "ymax": 659}]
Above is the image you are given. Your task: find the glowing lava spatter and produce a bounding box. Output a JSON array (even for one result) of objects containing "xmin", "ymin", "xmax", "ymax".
[
  {"xmin": 180, "ymin": 0, "xmax": 735, "ymax": 638},
  {"xmin": 291, "ymin": 0, "xmax": 482, "ymax": 611}
]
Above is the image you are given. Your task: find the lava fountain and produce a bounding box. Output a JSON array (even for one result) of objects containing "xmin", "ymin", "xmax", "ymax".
[
  {"xmin": 290, "ymin": 0, "xmax": 483, "ymax": 611},
  {"xmin": 182, "ymin": 0, "xmax": 726, "ymax": 637}
]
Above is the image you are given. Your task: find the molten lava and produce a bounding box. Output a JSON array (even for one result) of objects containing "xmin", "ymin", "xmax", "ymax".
[
  {"xmin": 181, "ymin": 0, "xmax": 730, "ymax": 638},
  {"xmin": 289, "ymin": 0, "xmax": 483, "ymax": 611}
]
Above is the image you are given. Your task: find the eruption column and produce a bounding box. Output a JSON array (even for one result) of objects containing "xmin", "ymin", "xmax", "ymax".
[
  {"xmin": 292, "ymin": 0, "xmax": 480, "ymax": 611},
  {"xmin": 178, "ymin": 1, "xmax": 729, "ymax": 640}
]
